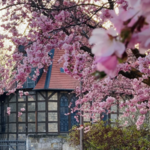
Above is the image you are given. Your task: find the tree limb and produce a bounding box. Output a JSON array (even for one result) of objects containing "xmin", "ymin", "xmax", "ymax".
[{"xmin": 119, "ymin": 68, "xmax": 150, "ymax": 86}]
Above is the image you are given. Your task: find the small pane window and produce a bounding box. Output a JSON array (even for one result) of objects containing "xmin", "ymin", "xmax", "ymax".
[
  {"xmin": 9, "ymin": 95, "xmax": 16, "ymax": 102},
  {"xmin": 28, "ymin": 95, "xmax": 35, "ymax": 101},
  {"xmin": 41, "ymin": 92, "xmax": 46, "ymax": 97},
  {"xmin": 37, "ymin": 93, "xmax": 45, "ymax": 101},
  {"xmin": 38, "ymin": 102, "xmax": 45, "ymax": 111},
  {"xmin": 18, "ymin": 113, "xmax": 26, "ymax": 122},
  {"xmin": 28, "ymin": 123, "xmax": 35, "ymax": 132},
  {"xmin": 38, "ymin": 123, "xmax": 46, "ymax": 132},
  {"xmin": 9, "ymin": 103, "xmax": 16, "ymax": 112},
  {"xmin": 9, "ymin": 124, "xmax": 16, "ymax": 132},
  {"xmin": 38, "ymin": 112, "xmax": 45, "ymax": 122},
  {"xmin": 48, "ymin": 112, "xmax": 57, "ymax": 121},
  {"xmin": 48, "ymin": 123, "xmax": 58, "ymax": 132},
  {"xmin": 28, "ymin": 102, "xmax": 35, "ymax": 111},
  {"xmin": 60, "ymin": 95, "xmax": 68, "ymax": 132},
  {"xmin": 95, "ymin": 113, "xmax": 100, "ymax": 121},
  {"xmin": 28, "ymin": 113, "xmax": 35, "ymax": 122},
  {"xmin": 111, "ymin": 114, "xmax": 117, "ymax": 122},
  {"xmin": 111, "ymin": 105, "xmax": 117, "ymax": 113},
  {"xmin": 18, "ymin": 124, "xmax": 26, "ymax": 132},
  {"xmin": 2, "ymin": 124, "xmax": 8, "ymax": 133},
  {"xmin": 60, "ymin": 68, "xmax": 64, "ymax": 73},
  {"xmin": 48, "ymin": 92, "xmax": 52, "ymax": 97},
  {"xmin": 49, "ymin": 93, "xmax": 57, "ymax": 100},
  {"xmin": 0, "ymin": 134, "xmax": 7, "ymax": 139},
  {"xmin": 84, "ymin": 113, "xmax": 90, "ymax": 122},
  {"xmin": 18, "ymin": 103, "xmax": 26, "ymax": 111},
  {"xmin": 9, "ymin": 113, "xmax": 16, "ymax": 122},
  {"xmin": 28, "ymin": 91, "xmax": 35, "ymax": 94},
  {"xmin": 70, "ymin": 96, "xmax": 78, "ymax": 127},
  {"xmin": 18, "ymin": 96, "xmax": 26, "ymax": 102},
  {"xmin": 9, "ymin": 134, "xmax": 16, "ymax": 140},
  {"xmin": 18, "ymin": 134, "xmax": 26, "ymax": 140},
  {"xmin": 48, "ymin": 102, "xmax": 57, "ymax": 111}
]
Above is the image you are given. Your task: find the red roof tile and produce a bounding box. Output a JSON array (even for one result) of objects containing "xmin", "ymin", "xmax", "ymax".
[{"xmin": 34, "ymin": 49, "xmax": 78, "ymax": 90}]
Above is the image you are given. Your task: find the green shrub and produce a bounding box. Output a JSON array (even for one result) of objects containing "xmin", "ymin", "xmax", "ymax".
[{"xmin": 68, "ymin": 121, "xmax": 150, "ymax": 150}]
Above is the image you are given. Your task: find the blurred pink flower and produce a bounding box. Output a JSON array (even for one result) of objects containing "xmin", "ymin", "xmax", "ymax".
[
  {"xmin": 18, "ymin": 112, "xmax": 22, "ymax": 117},
  {"xmin": 20, "ymin": 108, "xmax": 25, "ymax": 111},
  {"xmin": 89, "ymin": 28, "xmax": 125, "ymax": 58},
  {"xmin": 96, "ymin": 55, "xmax": 118, "ymax": 77}
]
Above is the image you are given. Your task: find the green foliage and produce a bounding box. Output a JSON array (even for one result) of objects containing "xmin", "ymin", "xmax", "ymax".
[{"xmin": 68, "ymin": 121, "xmax": 150, "ymax": 150}]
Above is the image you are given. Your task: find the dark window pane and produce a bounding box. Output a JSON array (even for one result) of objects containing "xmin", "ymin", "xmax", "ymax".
[
  {"xmin": 37, "ymin": 93, "xmax": 45, "ymax": 101},
  {"xmin": 9, "ymin": 95, "xmax": 16, "ymax": 102},
  {"xmin": 38, "ymin": 102, "xmax": 45, "ymax": 111},
  {"xmin": 18, "ymin": 113, "xmax": 26, "ymax": 122},
  {"xmin": 18, "ymin": 103, "xmax": 26, "ymax": 112},
  {"xmin": 18, "ymin": 124, "xmax": 26, "ymax": 132},
  {"xmin": 2, "ymin": 124, "xmax": 8, "ymax": 133},
  {"xmin": 18, "ymin": 95, "xmax": 26, "ymax": 102},
  {"xmin": 0, "ymin": 134, "xmax": 7, "ymax": 139},
  {"xmin": 9, "ymin": 113, "xmax": 16, "ymax": 122},
  {"xmin": 28, "ymin": 123, "xmax": 35, "ymax": 132},
  {"xmin": 28, "ymin": 91, "xmax": 35, "ymax": 94},
  {"xmin": 9, "ymin": 134, "xmax": 16, "ymax": 140},
  {"xmin": 28, "ymin": 113, "xmax": 35, "ymax": 122},
  {"xmin": 40, "ymin": 92, "xmax": 46, "ymax": 97},
  {"xmin": 28, "ymin": 95, "xmax": 35, "ymax": 101},
  {"xmin": 60, "ymin": 96, "xmax": 68, "ymax": 106},
  {"xmin": 28, "ymin": 102, "xmax": 35, "ymax": 111},
  {"xmin": 28, "ymin": 82, "xmax": 35, "ymax": 88},
  {"xmin": 9, "ymin": 124, "xmax": 16, "ymax": 132},
  {"xmin": 9, "ymin": 103, "xmax": 16, "ymax": 112},
  {"xmin": 60, "ymin": 68, "xmax": 64, "ymax": 73},
  {"xmin": 60, "ymin": 95, "xmax": 68, "ymax": 132},
  {"xmin": 38, "ymin": 123, "xmax": 46, "ymax": 132},
  {"xmin": 38, "ymin": 112, "xmax": 45, "ymax": 122},
  {"xmin": 23, "ymin": 68, "xmax": 35, "ymax": 88},
  {"xmin": 18, "ymin": 134, "xmax": 26, "ymax": 140},
  {"xmin": 70, "ymin": 96, "xmax": 78, "ymax": 127}
]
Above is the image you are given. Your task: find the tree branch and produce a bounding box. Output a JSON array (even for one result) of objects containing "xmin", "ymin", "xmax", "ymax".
[
  {"xmin": 131, "ymin": 48, "xmax": 146, "ymax": 58},
  {"xmin": 108, "ymin": 0, "xmax": 114, "ymax": 9},
  {"xmin": 119, "ymin": 68, "xmax": 150, "ymax": 86}
]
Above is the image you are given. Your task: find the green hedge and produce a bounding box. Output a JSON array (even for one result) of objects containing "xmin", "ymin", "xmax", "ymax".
[{"xmin": 68, "ymin": 121, "xmax": 150, "ymax": 150}]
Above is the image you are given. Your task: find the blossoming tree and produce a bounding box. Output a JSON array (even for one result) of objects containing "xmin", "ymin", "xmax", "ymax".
[{"xmin": 1, "ymin": 0, "xmax": 150, "ymax": 129}]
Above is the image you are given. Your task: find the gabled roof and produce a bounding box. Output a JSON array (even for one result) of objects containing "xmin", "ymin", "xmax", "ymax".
[{"xmin": 34, "ymin": 49, "xmax": 78, "ymax": 90}]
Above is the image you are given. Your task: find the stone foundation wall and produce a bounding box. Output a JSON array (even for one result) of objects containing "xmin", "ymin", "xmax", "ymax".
[{"xmin": 27, "ymin": 135, "xmax": 79, "ymax": 150}]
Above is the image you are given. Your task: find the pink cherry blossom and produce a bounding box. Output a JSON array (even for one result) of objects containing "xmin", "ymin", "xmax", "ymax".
[
  {"xmin": 96, "ymin": 55, "xmax": 118, "ymax": 77},
  {"xmin": 18, "ymin": 112, "xmax": 22, "ymax": 117},
  {"xmin": 20, "ymin": 108, "xmax": 25, "ymax": 111},
  {"xmin": 7, "ymin": 107, "xmax": 11, "ymax": 116},
  {"xmin": 89, "ymin": 28, "xmax": 125, "ymax": 58}
]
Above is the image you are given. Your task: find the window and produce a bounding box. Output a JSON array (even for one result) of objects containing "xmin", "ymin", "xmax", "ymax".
[
  {"xmin": 60, "ymin": 93, "xmax": 78, "ymax": 132},
  {"xmin": 60, "ymin": 95, "xmax": 69, "ymax": 132},
  {"xmin": 23, "ymin": 68, "xmax": 36, "ymax": 88},
  {"xmin": 0, "ymin": 90, "xmax": 79, "ymax": 139},
  {"xmin": 60, "ymin": 68, "xmax": 65, "ymax": 73}
]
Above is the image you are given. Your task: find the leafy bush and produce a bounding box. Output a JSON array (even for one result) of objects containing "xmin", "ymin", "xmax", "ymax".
[{"xmin": 68, "ymin": 121, "xmax": 150, "ymax": 150}]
